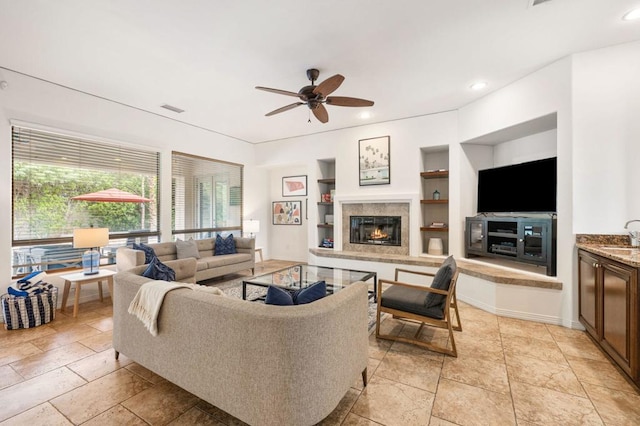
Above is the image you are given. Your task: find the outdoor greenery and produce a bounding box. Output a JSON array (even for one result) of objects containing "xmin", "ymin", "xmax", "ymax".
[{"xmin": 13, "ymin": 162, "xmax": 157, "ymax": 241}]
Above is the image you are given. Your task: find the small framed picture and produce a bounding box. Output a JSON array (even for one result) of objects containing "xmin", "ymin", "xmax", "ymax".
[
  {"xmin": 272, "ymin": 200, "xmax": 302, "ymax": 225},
  {"xmin": 282, "ymin": 175, "xmax": 307, "ymax": 197}
]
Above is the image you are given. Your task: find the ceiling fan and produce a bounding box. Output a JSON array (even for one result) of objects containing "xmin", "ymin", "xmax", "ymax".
[{"xmin": 255, "ymin": 68, "xmax": 374, "ymax": 123}]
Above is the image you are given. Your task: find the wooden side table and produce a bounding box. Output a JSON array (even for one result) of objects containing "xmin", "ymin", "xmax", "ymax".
[
  {"xmin": 59, "ymin": 269, "xmax": 116, "ymax": 317},
  {"xmin": 255, "ymin": 247, "xmax": 264, "ymax": 263}
]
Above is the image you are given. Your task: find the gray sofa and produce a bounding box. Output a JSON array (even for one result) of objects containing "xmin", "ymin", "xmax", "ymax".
[
  {"xmin": 115, "ymin": 236, "xmax": 255, "ymax": 282},
  {"xmin": 112, "ymin": 261, "xmax": 369, "ymax": 426}
]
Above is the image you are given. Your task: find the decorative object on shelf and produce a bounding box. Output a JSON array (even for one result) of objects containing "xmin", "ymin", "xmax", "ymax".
[
  {"xmin": 282, "ymin": 175, "xmax": 307, "ymax": 197},
  {"xmin": 322, "ymin": 238, "xmax": 334, "ymax": 248},
  {"xmin": 330, "ymin": 189, "xmax": 335, "ymax": 201},
  {"xmin": 359, "ymin": 136, "xmax": 390, "ymax": 186},
  {"xmin": 243, "ymin": 219, "xmax": 260, "ymax": 238},
  {"xmin": 321, "ymin": 193, "xmax": 332, "ymax": 203},
  {"xmin": 433, "ymin": 189, "xmax": 440, "ymax": 200},
  {"xmin": 73, "ymin": 227, "xmax": 109, "ymax": 275},
  {"xmin": 430, "ymin": 222, "xmax": 447, "ymax": 228},
  {"xmin": 272, "ymin": 201, "xmax": 302, "ymax": 225},
  {"xmin": 428, "ymin": 238, "xmax": 444, "ymax": 255}
]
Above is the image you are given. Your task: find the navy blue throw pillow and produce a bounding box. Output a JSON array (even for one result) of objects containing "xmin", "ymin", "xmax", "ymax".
[
  {"xmin": 142, "ymin": 257, "xmax": 176, "ymax": 282},
  {"xmin": 265, "ymin": 281, "xmax": 326, "ymax": 306},
  {"xmin": 214, "ymin": 234, "xmax": 237, "ymax": 255},
  {"xmin": 133, "ymin": 243, "xmax": 156, "ymax": 264}
]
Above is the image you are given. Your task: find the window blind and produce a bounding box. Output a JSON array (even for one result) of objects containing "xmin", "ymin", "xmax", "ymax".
[
  {"xmin": 171, "ymin": 151, "xmax": 243, "ymax": 239},
  {"xmin": 12, "ymin": 126, "xmax": 160, "ymax": 245}
]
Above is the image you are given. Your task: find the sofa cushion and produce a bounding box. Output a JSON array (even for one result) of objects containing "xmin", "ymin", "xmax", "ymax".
[
  {"xmin": 133, "ymin": 243, "xmax": 156, "ymax": 264},
  {"xmin": 215, "ymin": 234, "xmax": 237, "ymax": 255},
  {"xmin": 204, "ymin": 253, "xmax": 252, "ymax": 269},
  {"xmin": 265, "ymin": 281, "xmax": 327, "ymax": 306},
  {"xmin": 142, "ymin": 257, "xmax": 176, "ymax": 282},
  {"xmin": 176, "ymin": 238, "xmax": 201, "ymax": 259}
]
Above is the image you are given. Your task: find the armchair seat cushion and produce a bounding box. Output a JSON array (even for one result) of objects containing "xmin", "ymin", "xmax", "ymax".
[{"xmin": 381, "ymin": 286, "xmax": 445, "ymax": 320}]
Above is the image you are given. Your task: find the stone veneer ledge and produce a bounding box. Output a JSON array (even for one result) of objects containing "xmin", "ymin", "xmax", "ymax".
[{"xmin": 309, "ymin": 248, "xmax": 562, "ymax": 290}]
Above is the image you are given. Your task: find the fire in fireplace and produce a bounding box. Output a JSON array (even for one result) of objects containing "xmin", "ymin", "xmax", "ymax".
[{"xmin": 350, "ymin": 216, "xmax": 401, "ymax": 246}]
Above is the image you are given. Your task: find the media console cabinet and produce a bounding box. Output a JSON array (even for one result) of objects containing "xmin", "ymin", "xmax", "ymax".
[{"xmin": 465, "ymin": 215, "xmax": 557, "ymax": 276}]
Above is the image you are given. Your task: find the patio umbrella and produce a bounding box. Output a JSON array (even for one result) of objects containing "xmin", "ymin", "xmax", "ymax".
[{"xmin": 72, "ymin": 188, "xmax": 151, "ymax": 203}]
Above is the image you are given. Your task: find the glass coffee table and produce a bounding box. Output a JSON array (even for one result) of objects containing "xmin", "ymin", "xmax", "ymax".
[{"xmin": 242, "ymin": 264, "xmax": 377, "ymax": 302}]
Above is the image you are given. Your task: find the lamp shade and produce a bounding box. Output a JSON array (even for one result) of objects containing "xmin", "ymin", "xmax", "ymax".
[
  {"xmin": 73, "ymin": 228, "xmax": 109, "ymax": 248},
  {"xmin": 243, "ymin": 219, "xmax": 260, "ymax": 234}
]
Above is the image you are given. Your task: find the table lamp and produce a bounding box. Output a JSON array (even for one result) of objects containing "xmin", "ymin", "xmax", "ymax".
[
  {"xmin": 73, "ymin": 227, "xmax": 109, "ymax": 275},
  {"xmin": 243, "ymin": 219, "xmax": 260, "ymax": 239}
]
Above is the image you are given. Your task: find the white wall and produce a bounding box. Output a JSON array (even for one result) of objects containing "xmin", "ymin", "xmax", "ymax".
[{"xmin": 572, "ymin": 40, "xmax": 640, "ymax": 234}]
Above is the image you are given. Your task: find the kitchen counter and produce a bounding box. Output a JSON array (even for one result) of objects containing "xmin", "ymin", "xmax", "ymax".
[{"xmin": 576, "ymin": 243, "xmax": 640, "ymax": 268}]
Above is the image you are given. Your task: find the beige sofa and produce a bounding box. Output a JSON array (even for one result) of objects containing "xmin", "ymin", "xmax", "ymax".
[
  {"xmin": 112, "ymin": 261, "xmax": 369, "ymax": 426},
  {"xmin": 115, "ymin": 236, "xmax": 255, "ymax": 282}
]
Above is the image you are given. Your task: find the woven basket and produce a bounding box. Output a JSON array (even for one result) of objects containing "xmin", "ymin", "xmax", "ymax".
[{"xmin": 1, "ymin": 287, "xmax": 58, "ymax": 330}]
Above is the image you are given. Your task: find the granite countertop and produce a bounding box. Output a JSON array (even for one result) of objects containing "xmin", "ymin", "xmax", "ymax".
[{"xmin": 576, "ymin": 243, "xmax": 640, "ymax": 268}]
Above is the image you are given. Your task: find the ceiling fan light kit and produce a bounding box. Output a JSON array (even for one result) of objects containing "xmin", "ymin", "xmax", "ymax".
[{"xmin": 256, "ymin": 68, "xmax": 374, "ymax": 123}]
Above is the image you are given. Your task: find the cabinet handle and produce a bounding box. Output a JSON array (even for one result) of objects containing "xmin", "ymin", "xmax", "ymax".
[{"xmin": 592, "ymin": 262, "xmax": 599, "ymax": 268}]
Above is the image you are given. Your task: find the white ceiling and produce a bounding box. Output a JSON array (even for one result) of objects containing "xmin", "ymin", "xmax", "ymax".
[{"xmin": 1, "ymin": 0, "xmax": 639, "ymax": 144}]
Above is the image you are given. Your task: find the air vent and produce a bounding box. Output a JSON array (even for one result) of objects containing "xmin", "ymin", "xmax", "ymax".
[
  {"xmin": 160, "ymin": 104, "xmax": 185, "ymax": 113},
  {"xmin": 528, "ymin": 0, "xmax": 553, "ymax": 6}
]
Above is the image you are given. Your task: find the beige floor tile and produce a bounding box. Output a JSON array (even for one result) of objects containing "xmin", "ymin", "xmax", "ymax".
[
  {"xmin": 505, "ymin": 353, "xmax": 586, "ymax": 397},
  {"xmin": 66, "ymin": 348, "xmax": 132, "ymax": 381},
  {"xmin": 341, "ymin": 412, "xmax": 384, "ymax": 425},
  {"xmin": 351, "ymin": 375, "xmax": 434, "ymax": 426},
  {"xmin": 9, "ymin": 341, "xmax": 95, "ymax": 380},
  {"xmin": 502, "ymin": 334, "xmax": 566, "ymax": 364},
  {"xmin": 510, "ymin": 380, "xmax": 602, "ymax": 425},
  {"xmin": 0, "ymin": 342, "xmax": 42, "ymax": 366},
  {"xmin": 388, "ymin": 339, "xmax": 447, "ymax": 364},
  {"xmin": 442, "ymin": 355, "xmax": 510, "ymax": 394},
  {"xmin": 545, "ymin": 323, "xmax": 593, "ymax": 343},
  {"xmin": 50, "ymin": 368, "xmax": 152, "ymax": 424},
  {"xmin": 352, "ymin": 357, "xmax": 381, "ymax": 391},
  {"xmin": 375, "ymin": 349, "xmax": 443, "ymax": 392},
  {"xmin": 29, "ymin": 323, "xmax": 101, "ymax": 351},
  {"xmin": 121, "ymin": 379, "xmax": 200, "ymax": 424},
  {"xmin": 82, "ymin": 404, "xmax": 147, "ymax": 426},
  {"xmin": 317, "ymin": 388, "xmax": 361, "ymax": 425},
  {"xmin": 0, "ymin": 365, "xmax": 23, "ymax": 390},
  {"xmin": 78, "ymin": 330, "xmax": 113, "ymax": 352},
  {"xmin": 125, "ymin": 362, "xmax": 166, "ymax": 384},
  {"xmin": 429, "ymin": 416, "xmax": 459, "ymax": 426},
  {"xmin": 498, "ymin": 316, "xmax": 554, "ymax": 341},
  {"xmin": 450, "ymin": 331, "xmax": 505, "ymax": 363},
  {"xmin": 583, "ymin": 382, "xmax": 640, "ymax": 425},
  {"xmin": 368, "ymin": 333, "xmax": 392, "ymax": 361},
  {"xmin": 0, "ymin": 325, "xmax": 56, "ymax": 347},
  {"xmin": 565, "ymin": 354, "xmax": 638, "ymax": 394},
  {"xmin": 0, "ymin": 367, "xmax": 86, "ymax": 422},
  {"xmin": 196, "ymin": 400, "xmax": 249, "ymax": 426},
  {"xmin": 167, "ymin": 406, "xmax": 225, "ymax": 425},
  {"xmin": 0, "ymin": 402, "xmax": 72, "ymax": 426},
  {"xmin": 431, "ymin": 378, "xmax": 515, "ymax": 426},
  {"xmin": 555, "ymin": 337, "xmax": 608, "ymax": 361},
  {"xmin": 86, "ymin": 316, "xmax": 113, "ymax": 332}
]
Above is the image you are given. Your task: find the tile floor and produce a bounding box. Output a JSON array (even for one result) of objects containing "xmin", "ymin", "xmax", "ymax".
[{"xmin": 1, "ymin": 260, "xmax": 639, "ymax": 425}]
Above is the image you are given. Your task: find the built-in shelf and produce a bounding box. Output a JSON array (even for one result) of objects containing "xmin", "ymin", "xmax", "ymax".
[
  {"xmin": 317, "ymin": 178, "xmax": 336, "ymax": 184},
  {"xmin": 420, "ymin": 199, "xmax": 448, "ymax": 204},
  {"xmin": 317, "ymin": 224, "xmax": 334, "ymax": 228},
  {"xmin": 420, "ymin": 171, "xmax": 449, "ymax": 179},
  {"xmin": 317, "ymin": 160, "xmax": 336, "ymax": 249},
  {"xmin": 420, "ymin": 226, "xmax": 449, "ymax": 232},
  {"xmin": 317, "ymin": 202, "xmax": 333, "ymax": 206}
]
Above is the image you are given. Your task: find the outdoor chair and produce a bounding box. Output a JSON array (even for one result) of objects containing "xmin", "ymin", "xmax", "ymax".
[{"xmin": 375, "ymin": 256, "xmax": 462, "ymax": 357}]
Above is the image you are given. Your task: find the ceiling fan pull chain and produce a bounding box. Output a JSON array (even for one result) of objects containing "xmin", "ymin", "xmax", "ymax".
[{"xmin": 308, "ymin": 109, "xmax": 311, "ymax": 123}]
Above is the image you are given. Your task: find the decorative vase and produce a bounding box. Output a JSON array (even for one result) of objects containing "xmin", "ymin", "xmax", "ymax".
[{"xmin": 433, "ymin": 190, "xmax": 440, "ymax": 200}]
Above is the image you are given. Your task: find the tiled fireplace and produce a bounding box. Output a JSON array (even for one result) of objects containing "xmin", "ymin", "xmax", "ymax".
[{"xmin": 342, "ymin": 202, "xmax": 410, "ymax": 255}]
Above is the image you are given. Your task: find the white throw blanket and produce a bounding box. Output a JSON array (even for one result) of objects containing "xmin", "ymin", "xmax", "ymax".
[{"xmin": 128, "ymin": 280, "xmax": 225, "ymax": 336}]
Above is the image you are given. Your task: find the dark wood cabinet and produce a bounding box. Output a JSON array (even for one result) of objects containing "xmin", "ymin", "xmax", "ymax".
[
  {"xmin": 464, "ymin": 216, "xmax": 556, "ymax": 276},
  {"xmin": 578, "ymin": 249, "xmax": 639, "ymax": 384}
]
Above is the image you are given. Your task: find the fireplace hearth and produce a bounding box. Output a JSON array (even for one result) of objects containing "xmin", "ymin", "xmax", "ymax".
[{"xmin": 350, "ymin": 216, "xmax": 401, "ymax": 246}]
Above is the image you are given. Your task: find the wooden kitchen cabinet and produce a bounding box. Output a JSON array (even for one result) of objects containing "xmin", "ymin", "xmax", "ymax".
[{"xmin": 578, "ymin": 249, "xmax": 639, "ymax": 383}]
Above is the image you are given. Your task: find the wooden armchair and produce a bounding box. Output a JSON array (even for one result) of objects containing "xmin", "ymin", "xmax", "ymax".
[{"xmin": 375, "ymin": 256, "xmax": 462, "ymax": 356}]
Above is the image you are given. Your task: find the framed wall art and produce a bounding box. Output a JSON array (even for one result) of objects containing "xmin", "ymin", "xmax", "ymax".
[
  {"xmin": 272, "ymin": 200, "xmax": 302, "ymax": 225},
  {"xmin": 282, "ymin": 175, "xmax": 307, "ymax": 196},
  {"xmin": 359, "ymin": 136, "xmax": 390, "ymax": 186}
]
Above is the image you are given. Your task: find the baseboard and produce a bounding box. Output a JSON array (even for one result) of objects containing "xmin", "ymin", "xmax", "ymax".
[{"xmin": 458, "ymin": 294, "xmax": 564, "ymax": 326}]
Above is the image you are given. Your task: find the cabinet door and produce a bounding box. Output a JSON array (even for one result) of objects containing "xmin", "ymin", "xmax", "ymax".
[
  {"xmin": 601, "ymin": 260, "xmax": 635, "ymax": 373},
  {"xmin": 578, "ymin": 250, "xmax": 599, "ymax": 338},
  {"xmin": 518, "ymin": 221, "xmax": 548, "ymax": 262},
  {"xmin": 465, "ymin": 219, "xmax": 485, "ymax": 253}
]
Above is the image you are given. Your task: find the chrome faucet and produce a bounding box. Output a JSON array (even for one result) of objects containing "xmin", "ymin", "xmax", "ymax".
[{"xmin": 624, "ymin": 220, "xmax": 640, "ymax": 247}]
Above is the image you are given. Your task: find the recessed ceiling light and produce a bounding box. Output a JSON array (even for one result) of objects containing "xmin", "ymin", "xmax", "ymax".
[
  {"xmin": 623, "ymin": 7, "xmax": 640, "ymax": 20},
  {"xmin": 470, "ymin": 81, "xmax": 488, "ymax": 91},
  {"xmin": 359, "ymin": 111, "xmax": 372, "ymax": 120}
]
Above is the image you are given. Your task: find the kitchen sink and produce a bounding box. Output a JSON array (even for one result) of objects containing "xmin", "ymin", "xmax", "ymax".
[{"xmin": 598, "ymin": 246, "xmax": 640, "ymax": 255}]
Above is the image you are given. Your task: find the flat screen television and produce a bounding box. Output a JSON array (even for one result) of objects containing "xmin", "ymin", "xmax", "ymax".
[{"xmin": 477, "ymin": 157, "xmax": 557, "ymax": 213}]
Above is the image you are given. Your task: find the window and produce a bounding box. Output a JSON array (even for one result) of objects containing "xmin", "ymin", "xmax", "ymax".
[
  {"xmin": 12, "ymin": 126, "xmax": 160, "ymax": 275},
  {"xmin": 172, "ymin": 151, "xmax": 243, "ymax": 240}
]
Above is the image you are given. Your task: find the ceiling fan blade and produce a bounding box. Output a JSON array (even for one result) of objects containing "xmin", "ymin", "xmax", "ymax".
[
  {"xmin": 265, "ymin": 102, "xmax": 304, "ymax": 116},
  {"xmin": 326, "ymin": 96, "xmax": 375, "ymax": 107},
  {"xmin": 313, "ymin": 74, "xmax": 345, "ymax": 97},
  {"xmin": 312, "ymin": 103, "xmax": 329, "ymax": 123},
  {"xmin": 255, "ymin": 86, "xmax": 301, "ymax": 98}
]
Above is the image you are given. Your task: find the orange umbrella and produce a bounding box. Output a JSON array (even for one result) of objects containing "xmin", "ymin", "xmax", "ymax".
[{"xmin": 72, "ymin": 188, "xmax": 151, "ymax": 203}]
